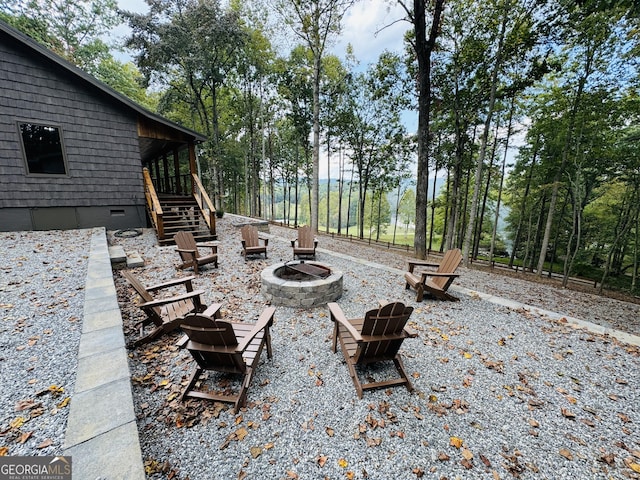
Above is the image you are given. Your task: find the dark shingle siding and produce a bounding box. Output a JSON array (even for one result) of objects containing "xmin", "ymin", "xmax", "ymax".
[{"xmin": 0, "ymin": 36, "xmax": 145, "ymax": 209}]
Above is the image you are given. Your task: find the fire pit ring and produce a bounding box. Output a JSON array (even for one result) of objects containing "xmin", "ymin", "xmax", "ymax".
[{"xmin": 261, "ymin": 261, "xmax": 343, "ymax": 308}]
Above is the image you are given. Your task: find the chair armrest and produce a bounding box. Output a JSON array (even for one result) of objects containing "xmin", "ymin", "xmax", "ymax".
[
  {"xmin": 202, "ymin": 303, "xmax": 223, "ymax": 318},
  {"xmin": 237, "ymin": 306, "xmax": 276, "ymax": 352},
  {"xmin": 419, "ymin": 272, "xmax": 460, "ymax": 280},
  {"xmin": 139, "ymin": 289, "xmax": 204, "ymax": 309},
  {"xmin": 176, "ymin": 248, "xmax": 197, "ymax": 255},
  {"xmin": 147, "ymin": 276, "xmax": 196, "ymax": 292},
  {"xmin": 199, "ymin": 243, "xmax": 218, "ymax": 253},
  {"xmin": 404, "ymin": 325, "xmax": 419, "ymax": 338},
  {"xmin": 241, "ymin": 240, "xmax": 247, "ymax": 248},
  {"xmin": 360, "ymin": 333, "xmax": 409, "ymax": 342},
  {"xmin": 262, "ymin": 238, "xmax": 269, "ymax": 246},
  {"xmin": 407, "ymin": 260, "xmax": 439, "ymax": 273},
  {"xmin": 328, "ymin": 303, "xmax": 363, "ymax": 342},
  {"xmin": 176, "ymin": 334, "xmax": 189, "ymax": 348},
  {"xmin": 314, "ymin": 240, "xmax": 318, "ymax": 248}
]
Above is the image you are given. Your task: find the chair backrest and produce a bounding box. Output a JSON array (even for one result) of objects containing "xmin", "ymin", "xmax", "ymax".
[
  {"xmin": 358, "ymin": 302, "xmax": 414, "ymax": 361},
  {"xmin": 121, "ymin": 270, "xmax": 154, "ymax": 304},
  {"xmin": 297, "ymin": 226, "xmax": 314, "ymax": 249},
  {"xmin": 241, "ymin": 225, "xmax": 259, "ymax": 247},
  {"xmin": 433, "ymin": 248, "xmax": 462, "ymax": 289},
  {"xmin": 181, "ymin": 314, "xmax": 245, "ymax": 373},
  {"xmin": 174, "ymin": 231, "xmax": 199, "ymax": 261},
  {"xmin": 121, "ymin": 270, "xmax": 164, "ymax": 318}
]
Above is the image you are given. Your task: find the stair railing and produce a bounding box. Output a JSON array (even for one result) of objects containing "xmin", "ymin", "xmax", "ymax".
[
  {"xmin": 143, "ymin": 167, "xmax": 165, "ymax": 240},
  {"xmin": 192, "ymin": 173, "xmax": 216, "ymax": 237}
]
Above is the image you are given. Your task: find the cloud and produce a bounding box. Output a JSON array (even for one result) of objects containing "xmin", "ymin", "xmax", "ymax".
[{"xmin": 333, "ymin": 1, "xmax": 410, "ymax": 66}]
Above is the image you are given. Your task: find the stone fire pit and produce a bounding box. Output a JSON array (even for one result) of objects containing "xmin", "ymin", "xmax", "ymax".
[{"xmin": 261, "ymin": 261, "xmax": 343, "ymax": 308}]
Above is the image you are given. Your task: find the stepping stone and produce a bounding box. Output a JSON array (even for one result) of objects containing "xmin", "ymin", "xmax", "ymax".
[
  {"xmin": 108, "ymin": 245, "xmax": 126, "ymax": 264},
  {"xmin": 126, "ymin": 251, "xmax": 144, "ymax": 268}
]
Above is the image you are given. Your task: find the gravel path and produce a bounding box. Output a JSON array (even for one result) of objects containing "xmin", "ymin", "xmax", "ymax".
[
  {"xmin": 1, "ymin": 222, "xmax": 639, "ymax": 479},
  {"xmin": 0, "ymin": 229, "xmax": 91, "ymax": 456},
  {"xmin": 110, "ymin": 216, "xmax": 640, "ymax": 480}
]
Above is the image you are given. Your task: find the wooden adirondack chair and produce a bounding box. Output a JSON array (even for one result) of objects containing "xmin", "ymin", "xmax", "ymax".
[
  {"xmin": 404, "ymin": 248, "xmax": 462, "ymax": 302},
  {"xmin": 174, "ymin": 230, "xmax": 218, "ymax": 274},
  {"xmin": 291, "ymin": 225, "xmax": 318, "ymax": 259},
  {"xmin": 329, "ymin": 301, "xmax": 417, "ymax": 398},
  {"xmin": 121, "ymin": 270, "xmax": 206, "ymax": 348},
  {"xmin": 240, "ymin": 224, "xmax": 268, "ymax": 260},
  {"xmin": 177, "ymin": 304, "xmax": 276, "ymax": 412}
]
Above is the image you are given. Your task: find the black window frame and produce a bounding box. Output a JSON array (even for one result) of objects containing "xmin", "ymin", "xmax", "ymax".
[{"xmin": 18, "ymin": 121, "xmax": 69, "ymax": 176}]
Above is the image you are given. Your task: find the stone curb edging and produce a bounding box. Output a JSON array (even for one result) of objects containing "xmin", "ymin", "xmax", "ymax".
[{"xmin": 63, "ymin": 227, "xmax": 145, "ymax": 480}]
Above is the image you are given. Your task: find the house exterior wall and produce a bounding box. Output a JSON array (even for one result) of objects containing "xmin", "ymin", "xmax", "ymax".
[{"xmin": 0, "ymin": 30, "xmax": 146, "ymax": 231}]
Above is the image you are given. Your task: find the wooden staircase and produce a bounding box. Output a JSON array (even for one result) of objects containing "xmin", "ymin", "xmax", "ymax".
[
  {"xmin": 157, "ymin": 194, "xmax": 216, "ymax": 245},
  {"xmin": 143, "ymin": 168, "xmax": 217, "ymax": 246}
]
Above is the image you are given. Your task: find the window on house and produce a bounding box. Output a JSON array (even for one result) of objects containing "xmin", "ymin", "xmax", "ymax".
[{"xmin": 19, "ymin": 122, "xmax": 68, "ymax": 175}]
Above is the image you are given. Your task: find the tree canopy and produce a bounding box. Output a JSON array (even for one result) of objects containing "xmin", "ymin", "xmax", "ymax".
[{"xmin": 3, "ymin": 0, "xmax": 639, "ymax": 294}]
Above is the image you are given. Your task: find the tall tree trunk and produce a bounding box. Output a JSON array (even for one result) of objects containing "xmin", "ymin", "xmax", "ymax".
[
  {"xmin": 633, "ymin": 211, "xmax": 639, "ymax": 291},
  {"xmin": 509, "ymin": 133, "xmax": 539, "ymax": 268},
  {"xmin": 376, "ymin": 189, "xmax": 383, "ymax": 242},
  {"xmin": 411, "ymin": 0, "xmax": 445, "ymax": 259},
  {"xmin": 462, "ymin": 2, "xmax": 508, "ymax": 266},
  {"xmin": 326, "ymin": 133, "xmax": 331, "ymax": 232},
  {"xmin": 599, "ymin": 197, "xmax": 636, "ymax": 294},
  {"xmin": 337, "ymin": 146, "xmax": 345, "ymax": 234},
  {"xmin": 311, "ymin": 53, "xmax": 321, "ymax": 233},
  {"xmin": 489, "ymin": 97, "xmax": 514, "ymax": 264},
  {"xmin": 441, "ymin": 170, "xmax": 451, "ymax": 252},
  {"xmin": 393, "ymin": 183, "xmax": 402, "ymax": 244},
  {"xmin": 474, "ymin": 128, "xmax": 499, "ymax": 259},
  {"xmin": 427, "ymin": 163, "xmax": 440, "ymax": 252},
  {"xmin": 537, "ymin": 47, "xmax": 593, "ymax": 276},
  {"xmin": 346, "ymin": 170, "xmax": 354, "ymax": 237}
]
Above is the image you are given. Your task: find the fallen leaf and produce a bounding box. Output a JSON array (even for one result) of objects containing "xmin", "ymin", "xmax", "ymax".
[
  {"xmin": 561, "ymin": 408, "xmax": 576, "ymax": 419},
  {"xmin": 326, "ymin": 427, "xmax": 334, "ymax": 437},
  {"xmin": 462, "ymin": 448, "xmax": 473, "ymax": 460},
  {"xmin": 250, "ymin": 446, "xmax": 262, "ymax": 459},
  {"xmin": 10, "ymin": 417, "xmax": 25, "ymax": 429},
  {"xmin": 618, "ymin": 413, "xmax": 631, "ymax": 423},
  {"xmin": 16, "ymin": 431, "xmax": 33, "ymax": 444},
  {"xmin": 450, "ymin": 437, "xmax": 463, "ymax": 449},
  {"xmin": 338, "ymin": 458, "xmax": 348, "ymax": 468},
  {"xmin": 624, "ymin": 458, "xmax": 640, "ymax": 473},
  {"xmin": 317, "ymin": 455, "xmax": 328, "ymax": 467},
  {"xmin": 460, "ymin": 458, "xmax": 473, "ymax": 469},
  {"xmin": 559, "ymin": 448, "xmax": 573, "ymax": 460},
  {"xmin": 37, "ymin": 439, "xmax": 52, "ymax": 449},
  {"xmin": 598, "ymin": 453, "xmax": 615, "ymax": 465}
]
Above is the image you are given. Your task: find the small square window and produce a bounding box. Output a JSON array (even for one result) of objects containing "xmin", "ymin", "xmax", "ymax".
[{"xmin": 19, "ymin": 122, "xmax": 68, "ymax": 175}]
